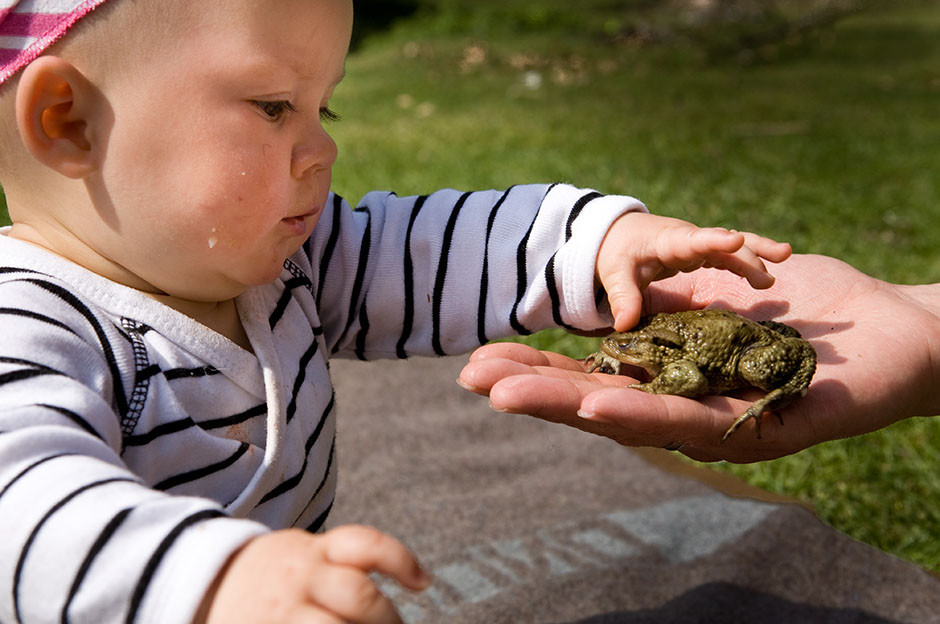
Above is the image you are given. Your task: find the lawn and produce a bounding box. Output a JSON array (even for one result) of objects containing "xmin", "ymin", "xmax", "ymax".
[
  {"xmin": 1, "ymin": 0, "xmax": 937, "ymax": 572},
  {"xmin": 325, "ymin": 0, "xmax": 940, "ymax": 573}
]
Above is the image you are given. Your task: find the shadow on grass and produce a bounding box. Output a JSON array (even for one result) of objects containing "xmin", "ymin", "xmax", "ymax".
[{"xmin": 351, "ymin": 0, "xmax": 421, "ymax": 50}]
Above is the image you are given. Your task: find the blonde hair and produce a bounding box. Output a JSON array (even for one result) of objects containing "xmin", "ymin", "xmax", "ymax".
[
  {"xmin": 0, "ymin": 73, "xmax": 23, "ymax": 180},
  {"xmin": 0, "ymin": 0, "xmax": 216, "ymax": 183}
]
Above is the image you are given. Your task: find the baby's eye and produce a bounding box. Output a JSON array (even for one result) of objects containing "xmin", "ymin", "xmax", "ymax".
[
  {"xmin": 254, "ymin": 99, "xmax": 296, "ymax": 122},
  {"xmin": 320, "ymin": 107, "xmax": 342, "ymax": 124}
]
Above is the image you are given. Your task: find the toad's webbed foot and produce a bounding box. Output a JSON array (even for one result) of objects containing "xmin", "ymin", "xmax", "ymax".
[
  {"xmin": 722, "ymin": 406, "xmax": 765, "ymax": 442},
  {"xmin": 721, "ymin": 391, "xmax": 790, "ymax": 442}
]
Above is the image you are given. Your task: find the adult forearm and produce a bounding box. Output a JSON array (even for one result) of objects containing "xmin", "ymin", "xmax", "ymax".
[{"xmin": 893, "ymin": 281, "xmax": 940, "ymax": 418}]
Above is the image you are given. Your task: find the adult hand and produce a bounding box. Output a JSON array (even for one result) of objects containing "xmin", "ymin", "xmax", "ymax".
[{"xmin": 459, "ymin": 254, "xmax": 940, "ymax": 463}]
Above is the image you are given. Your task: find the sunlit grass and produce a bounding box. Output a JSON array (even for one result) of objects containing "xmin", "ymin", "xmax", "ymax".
[{"xmin": 328, "ymin": 1, "xmax": 940, "ymax": 572}]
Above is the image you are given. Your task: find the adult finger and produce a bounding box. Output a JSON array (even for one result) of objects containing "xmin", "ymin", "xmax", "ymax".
[
  {"xmin": 486, "ymin": 369, "xmax": 640, "ymax": 420},
  {"xmin": 577, "ymin": 386, "xmax": 730, "ymax": 445},
  {"xmin": 467, "ymin": 342, "xmax": 583, "ymax": 369},
  {"xmin": 580, "ymin": 387, "xmax": 817, "ymax": 462},
  {"xmin": 459, "ymin": 349, "xmax": 589, "ymax": 395}
]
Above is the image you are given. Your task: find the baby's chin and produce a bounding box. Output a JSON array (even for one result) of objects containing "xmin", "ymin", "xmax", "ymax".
[{"xmin": 142, "ymin": 273, "xmax": 255, "ymax": 306}]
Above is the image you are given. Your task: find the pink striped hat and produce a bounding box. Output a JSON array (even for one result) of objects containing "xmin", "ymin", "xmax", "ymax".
[{"xmin": 0, "ymin": 0, "xmax": 110, "ymax": 86}]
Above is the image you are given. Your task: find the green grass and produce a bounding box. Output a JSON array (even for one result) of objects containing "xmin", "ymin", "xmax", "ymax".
[
  {"xmin": 324, "ymin": 0, "xmax": 940, "ymax": 573},
  {"xmin": 330, "ymin": 1, "xmax": 940, "ymax": 284},
  {"xmin": 2, "ymin": 0, "xmax": 937, "ymax": 572}
]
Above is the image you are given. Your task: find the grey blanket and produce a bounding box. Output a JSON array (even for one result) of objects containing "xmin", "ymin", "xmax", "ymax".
[{"xmin": 328, "ymin": 357, "xmax": 940, "ymax": 624}]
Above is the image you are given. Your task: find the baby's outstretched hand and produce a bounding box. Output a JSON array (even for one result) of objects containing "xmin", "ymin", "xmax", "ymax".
[
  {"xmin": 197, "ymin": 526, "xmax": 430, "ymax": 624},
  {"xmin": 598, "ymin": 212, "xmax": 791, "ymax": 331}
]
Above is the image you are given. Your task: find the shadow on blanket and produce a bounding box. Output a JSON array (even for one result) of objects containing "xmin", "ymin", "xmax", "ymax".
[{"xmin": 573, "ymin": 582, "xmax": 897, "ymax": 624}]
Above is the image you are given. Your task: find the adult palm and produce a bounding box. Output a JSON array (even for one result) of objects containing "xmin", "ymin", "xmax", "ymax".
[{"xmin": 459, "ymin": 254, "xmax": 939, "ymax": 463}]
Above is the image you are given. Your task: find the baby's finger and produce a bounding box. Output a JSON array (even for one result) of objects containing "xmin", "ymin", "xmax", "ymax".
[
  {"xmin": 684, "ymin": 227, "xmax": 747, "ymax": 257},
  {"xmin": 307, "ymin": 566, "xmax": 403, "ymax": 624},
  {"xmin": 701, "ymin": 245, "xmax": 776, "ymax": 289},
  {"xmin": 674, "ymin": 229, "xmax": 789, "ymax": 288},
  {"xmin": 652, "ymin": 227, "xmax": 742, "ymax": 271},
  {"xmin": 323, "ymin": 525, "xmax": 430, "ymax": 592},
  {"xmin": 286, "ymin": 605, "xmax": 346, "ymax": 624},
  {"xmin": 741, "ymin": 232, "xmax": 792, "ymax": 263},
  {"xmin": 600, "ymin": 267, "xmax": 645, "ymax": 331}
]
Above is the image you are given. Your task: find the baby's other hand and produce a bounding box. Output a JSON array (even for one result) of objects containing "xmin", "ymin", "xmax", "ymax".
[
  {"xmin": 197, "ymin": 526, "xmax": 430, "ymax": 624},
  {"xmin": 598, "ymin": 212, "xmax": 791, "ymax": 331}
]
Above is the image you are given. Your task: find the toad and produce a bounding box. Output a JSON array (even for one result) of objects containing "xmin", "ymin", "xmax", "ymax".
[{"xmin": 585, "ymin": 308, "xmax": 816, "ymax": 442}]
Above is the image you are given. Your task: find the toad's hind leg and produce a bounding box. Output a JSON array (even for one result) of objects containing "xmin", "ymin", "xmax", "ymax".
[{"xmin": 723, "ymin": 340, "xmax": 817, "ymax": 442}]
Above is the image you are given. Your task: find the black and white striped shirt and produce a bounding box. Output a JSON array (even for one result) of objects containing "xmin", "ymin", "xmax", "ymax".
[{"xmin": 0, "ymin": 184, "xmax": 644, "ymax": 623}]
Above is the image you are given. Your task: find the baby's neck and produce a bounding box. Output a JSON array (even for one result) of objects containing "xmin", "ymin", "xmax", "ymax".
[
  {"xmin": 7, "ymin": 223, "xmax": 254, "ymax": 353},
  {"xmin": 148, "ymin": 294, "xmax": 253, "ymax": 353}
]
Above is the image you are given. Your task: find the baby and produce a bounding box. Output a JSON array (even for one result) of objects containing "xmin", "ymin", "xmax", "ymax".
[{"xmin": 0, "ymin": 1, "xmax": 791, "ymax": 622}]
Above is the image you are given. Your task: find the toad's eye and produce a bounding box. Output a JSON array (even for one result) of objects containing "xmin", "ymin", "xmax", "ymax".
[
  {"xmin": 320, "ymin": 107, "xmax": 342, "ymax": 124},
  {"xmin": 254, "ymin": 99, "xmax": 296, "ymax": 121}
]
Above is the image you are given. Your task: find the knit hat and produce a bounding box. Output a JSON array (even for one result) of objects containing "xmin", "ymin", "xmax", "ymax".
[{"xmin": 0, "ymin": 0, "xmax": 110, "ymax": 86}]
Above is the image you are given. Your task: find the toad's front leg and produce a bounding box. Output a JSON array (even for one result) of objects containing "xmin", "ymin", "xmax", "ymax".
[
  {"xmin": 584, "ymin": 351, "xmax": 624, "ymax": 375},
  {"xmin": 630, "ymin": 360, "xmax": 709, "ymax": 397}
]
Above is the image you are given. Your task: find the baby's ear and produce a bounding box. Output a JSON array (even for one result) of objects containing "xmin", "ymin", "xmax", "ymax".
[{"xmin": 15, "ymin": 56, "xmax": 104, "ymax": 179}]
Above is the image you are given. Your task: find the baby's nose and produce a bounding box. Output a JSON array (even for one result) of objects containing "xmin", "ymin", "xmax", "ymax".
[{"xmin": 292, "ymin": 129, "xmax": 338, "ymax": 180}]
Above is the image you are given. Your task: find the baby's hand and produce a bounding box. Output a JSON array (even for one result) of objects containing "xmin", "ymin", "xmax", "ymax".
[
  {"xmin": 197, "ymin": 526, "xmax": 430, "ymax": 624},
  {"xmin": 598, "ymin": 212, "xmax": 791, "ymax": 331}
]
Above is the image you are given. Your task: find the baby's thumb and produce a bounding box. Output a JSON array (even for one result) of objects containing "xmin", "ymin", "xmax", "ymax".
[{"xmin": 602, "ymin": 275, "xmax": 643, "ymax": 332}]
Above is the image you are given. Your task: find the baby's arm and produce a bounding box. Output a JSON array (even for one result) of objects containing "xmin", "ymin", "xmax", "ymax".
[
  {"xmin": 314, "ymin": 185, "xmax": 787, "ymax": 356},
  {"xmin": 196, "ymin": 526, "xmax": 429, "ymax": 624},
  {"xmin": 313, "ymin": 185, "xmax": 647, "ymax": 359},
  {"xmin": 597, "ymin": 212, "xmax": 791, "ymax": 331}
]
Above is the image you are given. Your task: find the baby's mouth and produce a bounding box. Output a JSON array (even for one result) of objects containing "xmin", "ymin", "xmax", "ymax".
[{"xmin": 281, "ymin": 207, "xmax": 320, "ymax": 235}]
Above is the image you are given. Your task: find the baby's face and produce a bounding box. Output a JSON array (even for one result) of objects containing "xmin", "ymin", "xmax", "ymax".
[{"xmin": 86, "ymin": 0, "xmax": 352, "ymax": 302}]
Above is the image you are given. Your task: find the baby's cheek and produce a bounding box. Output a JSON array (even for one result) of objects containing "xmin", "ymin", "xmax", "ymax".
[{"xmin": 199, "ymin": 172, "xmax": 270, "ymax": 225}]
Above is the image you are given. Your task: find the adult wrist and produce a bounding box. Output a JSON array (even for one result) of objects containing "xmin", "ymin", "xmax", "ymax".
[{"xmin": 893, "ymin": 282, "xmax": 940, "ymax": 417}]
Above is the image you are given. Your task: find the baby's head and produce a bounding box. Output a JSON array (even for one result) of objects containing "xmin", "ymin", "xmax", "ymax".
[
  {"xmin": 0, "ymin": 0, "xmax": 352, "ymax": 305},
  {"xmin": 1, "ymin": 1, "xmax": 207, "ymax": 184}
]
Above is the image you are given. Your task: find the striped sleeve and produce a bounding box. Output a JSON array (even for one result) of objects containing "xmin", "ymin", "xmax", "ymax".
[
  {"xmin": 309, "ymin": 184, "xmax": 647, "ymax": 358},
  {"xmin": 0, "ymin": 273, "xmax": 267, "ymax": 624}
]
